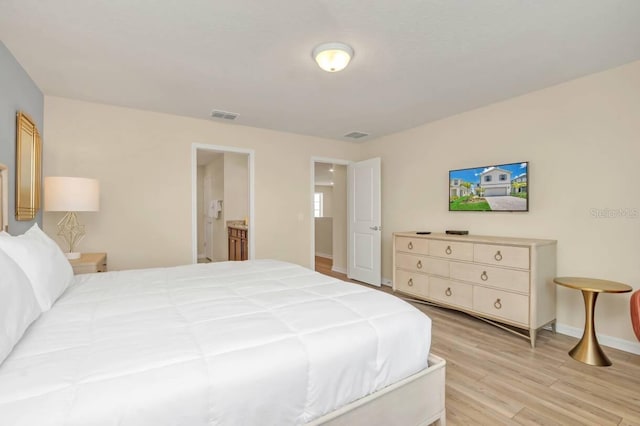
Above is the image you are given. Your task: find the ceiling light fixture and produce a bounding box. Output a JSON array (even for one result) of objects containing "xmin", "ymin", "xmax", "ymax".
[{"xmin": 312, "ymin": 42, "xmax": 354, "ymax": 72}]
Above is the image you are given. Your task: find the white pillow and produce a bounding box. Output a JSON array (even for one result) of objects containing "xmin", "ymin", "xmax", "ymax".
[
  {"xmin": 0, "ymin": 224, "xmax": 74, "ymax": 311},
  {"xmin": 0, "ymin": 249, "xmax": 41, "ymax": 364}
]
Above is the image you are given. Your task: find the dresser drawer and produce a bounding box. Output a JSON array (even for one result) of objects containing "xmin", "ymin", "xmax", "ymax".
[
  {"xmin": 473, "ymin": 287, "xmax": 529, "ymax": 325},
  {"xmin": 428, "ymin": 240, "xmax": 473, "ymax": 261},
  {"xmin": 474, "ymin": 244, "xmax": 530, "ymax": 269},
  {"xmin": 450, "ymin": 262, "xmax": 529, "ymax": 293},
  {"xmin": 395, "ymin": 269, "xmax": 429, "ymax": 297},
  {"xmin": 429, "ymin": 277, "xmax": 473, "ymax": 309},
  {"xmin": 73, "ymin": 264, "xmax": 104, "ymax": 274},
  {"xmin": 396, "ymin": 237, "xmax": 429, "ymax": 255},
  {"xmin": 395, "ymin": 253, "xmax": 450, "ymax": 276}
]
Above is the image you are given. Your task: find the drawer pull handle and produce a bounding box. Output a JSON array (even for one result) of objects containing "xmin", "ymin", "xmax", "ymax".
[
  {"xmin": 416, "ymin": 260, "xmax": 423, "ymax": 269},
  {"xmin": 408, "ymin": 278, "xmax": 414, "ymax": 287},
  {"xmin": 408, "ymin": 242, "xmax": 413, "ymax": 250},
  {"xmin": 494, "ymin": 251, "xmax": 503, "ymax": 261},
  {"xmin": 445, "ymin": 246, "xmax": 452, "ymax": 255},
  {"xmin": 445, "ymin": 287, "xmax": 452, "ymax": 297},
  {"xmin": 494, "ymin": 299, "xmax": 502, "ymax": 310},
  {"xmin": 481, "ymin": 271, "xmax": 488, "ymax": 281}
]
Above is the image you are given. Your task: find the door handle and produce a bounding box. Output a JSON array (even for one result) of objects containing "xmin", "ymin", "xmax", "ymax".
[{"xmin": 369, "ymin": 226, "xmax": 382, "ymax": 231}]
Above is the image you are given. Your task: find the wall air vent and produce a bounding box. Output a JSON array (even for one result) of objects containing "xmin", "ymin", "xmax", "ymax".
[
  {"xmin": 211, "ymin": 110, "xmax": 239, "ymax": 120},
  {"xmin": 344, "ymin": 131, "xmax": 369, "ymax": 139}
]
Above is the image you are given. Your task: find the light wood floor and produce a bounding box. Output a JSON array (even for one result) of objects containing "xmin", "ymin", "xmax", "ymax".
[{"xmin": 314, "ymin": 256, "xmax": 640, "ymax": 426}]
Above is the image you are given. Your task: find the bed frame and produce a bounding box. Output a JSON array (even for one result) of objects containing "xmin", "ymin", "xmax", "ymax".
[{"xmin": 309, "ymin": 353, "xmax": 446, "ymax": 426}]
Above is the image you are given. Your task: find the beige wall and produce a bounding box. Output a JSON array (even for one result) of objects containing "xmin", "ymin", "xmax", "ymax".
[
  {"xmin": 314, "ymin": 217, "xmax": 333, "ymax": 257},
  {"xmin": 361, "ymin": 60, "xmax": 640, "ymax": 344},
  {"xmin": 224, "ymin": 152, "xmax": 249, "ymax": 224},
  {"xmin": 314, "ymin": 185, "xmax": 333, "ymax": 217},
  {"xmin": 42, "ymin": 96, "xmax": 360, "ymax": 271}
]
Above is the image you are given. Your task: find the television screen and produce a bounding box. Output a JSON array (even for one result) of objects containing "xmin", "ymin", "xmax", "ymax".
[{"xmin": 449, "ymin": 162, "xmax": 528, "ymax": 212}]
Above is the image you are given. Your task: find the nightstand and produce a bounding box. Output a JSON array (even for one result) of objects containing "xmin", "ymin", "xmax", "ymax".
[{"xmin": 69, "ymin": 253, "xmax": 107, "ymax": 274}]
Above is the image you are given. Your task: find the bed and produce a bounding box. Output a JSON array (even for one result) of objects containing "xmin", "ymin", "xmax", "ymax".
[{"xmin": 0, "ymin": 255, "xmax": 445, "ymax": 425}]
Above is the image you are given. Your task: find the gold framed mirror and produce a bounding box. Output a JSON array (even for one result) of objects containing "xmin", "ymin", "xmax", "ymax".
[
  {"xmin": 0, "ymin": 163, "xmax": 8, "ymax": 231},
  {"xmin": 15, "ymin": 112, "xmax": 42, "ymax": 221}
]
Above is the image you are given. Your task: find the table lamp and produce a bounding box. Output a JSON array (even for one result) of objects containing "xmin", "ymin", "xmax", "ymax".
[{"xmin": 44, "ymin": 177, "xmax": 100, "ymax": 259}]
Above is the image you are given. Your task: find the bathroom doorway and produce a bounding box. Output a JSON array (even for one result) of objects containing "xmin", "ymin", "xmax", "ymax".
[{"xmin": 191, "ymin": 144, "xmax": 254, "ymax": 264}]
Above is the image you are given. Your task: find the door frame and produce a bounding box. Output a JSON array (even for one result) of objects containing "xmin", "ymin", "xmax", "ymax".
[
  {"xmin": 191, "ymin": 143, "xmax": 255, "ymax": 264},
  {"xmin": 309, "ymin": 156, "xmax": 352, "ymax": 270}
]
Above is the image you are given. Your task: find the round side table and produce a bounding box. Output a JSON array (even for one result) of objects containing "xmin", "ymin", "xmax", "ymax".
[{"xmin": 554, "ymin": 277, "xmax": 632, "ymax": 367}]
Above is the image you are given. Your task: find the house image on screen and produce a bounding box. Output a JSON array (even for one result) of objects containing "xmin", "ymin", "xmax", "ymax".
[
  {"xmin": 511, "ymin": 173, "xmax": 527, "ymax": 194},
  {"xmin": 450, "ymin": 178, "xmax": 471, "ymax": 198},
  {"xmin": 480, "ymin": 167, "xmax": 512, "ymax": 196}
]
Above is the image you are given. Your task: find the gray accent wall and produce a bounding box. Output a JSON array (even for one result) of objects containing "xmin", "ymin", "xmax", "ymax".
[{"xmin": 0, "ymin": 42, "xmax": 44, "ymax": 235}]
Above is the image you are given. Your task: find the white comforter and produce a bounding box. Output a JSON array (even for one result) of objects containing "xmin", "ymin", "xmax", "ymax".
[{"xmin": 0, "ymin": 260, "xmax": 431, "ymax": 425}]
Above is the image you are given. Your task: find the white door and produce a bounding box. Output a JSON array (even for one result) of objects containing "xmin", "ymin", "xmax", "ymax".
[{"xmin": 347, "ymin": 158, "xmax": 381, "ymax": 286}]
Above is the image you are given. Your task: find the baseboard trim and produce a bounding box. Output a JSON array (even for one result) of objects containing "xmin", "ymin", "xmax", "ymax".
[
  {"xmin": 315, "ymin": 252, "xmax": 333, "ymax": 260},
  {"xmin": 331, "ymin": 265, "xmax": 347, "ymax": 274},
  {"xmin": 382, "ymin": 277, "xmax": 392, "ymax": 287},
  {"xmin": 555, "ymin": 323, "xmax": 640, "ymax": 355},
  {"xmin": 197, "ymin": 254, "xmax": 206, "ymax": 260}
]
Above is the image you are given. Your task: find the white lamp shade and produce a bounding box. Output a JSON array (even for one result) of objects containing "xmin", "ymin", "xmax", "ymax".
[
  {"xmin": 312, "ymin": 42, "xmax": 354, "ymax": 72},
  {"xmin": 44, "ymin": 177, "xmax": 100, "ymax": 212}
]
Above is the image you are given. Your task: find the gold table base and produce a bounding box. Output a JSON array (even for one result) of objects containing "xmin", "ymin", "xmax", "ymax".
[
  {"xmin": 554, "ymin": 276, "xmax": 632, "ymax": 367},
  {"xmin": 569, "ymin": 290, "xmax": 611, "ymax": 366}
]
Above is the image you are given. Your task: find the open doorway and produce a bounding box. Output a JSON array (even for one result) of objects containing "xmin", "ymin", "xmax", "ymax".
[
  {"xmin": 311, "ymin": 158, "xmax": 349, "ymax": 278},
  {"xmin": 191, "ymin": 144, "xmax": 254, "ymax": 264},
  {"xmin": 312, "ymin": 157, "xmax": 382, "ymax": 286}
]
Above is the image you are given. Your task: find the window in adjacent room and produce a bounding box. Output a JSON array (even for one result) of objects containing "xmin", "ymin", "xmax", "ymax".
[{"xmin": 314, "ymin": 192, "xmax": 324, "ymax": 217}]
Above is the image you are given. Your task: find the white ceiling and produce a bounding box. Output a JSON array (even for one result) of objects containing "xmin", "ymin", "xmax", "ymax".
[{"xmin": 1, "ymin": 1, "xmax": 639, "ymax": 141}]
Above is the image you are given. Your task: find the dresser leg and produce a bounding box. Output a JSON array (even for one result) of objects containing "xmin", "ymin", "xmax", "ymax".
[{"xmin": 529, "ymin": 328, "xmax": 537, "ymax": 348}]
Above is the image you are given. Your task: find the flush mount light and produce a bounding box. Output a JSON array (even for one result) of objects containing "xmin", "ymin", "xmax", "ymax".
[{"xmin": 312, "ymin": 42, "xmax": 354, "ymax": 72}]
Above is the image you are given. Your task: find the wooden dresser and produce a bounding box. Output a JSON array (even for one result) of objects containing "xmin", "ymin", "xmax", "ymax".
[
  {"xmin": 228, "ymin": 225, "xmax": 248, "ymax": 261},
  {"xmin": 393, "ymin": 232, "xmax": 556, "ymax": 347}
]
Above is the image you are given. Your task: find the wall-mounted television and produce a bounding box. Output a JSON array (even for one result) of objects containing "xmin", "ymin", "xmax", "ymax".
[{"xmin": 449, "ymin": 162, "xmax": 528, "ymax": 212}]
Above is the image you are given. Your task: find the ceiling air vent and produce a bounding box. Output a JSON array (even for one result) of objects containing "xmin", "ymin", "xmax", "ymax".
[
  {"xmin": 344, "ymin": 131, "xmax": 369, "ymax": 139},
  {"xmin": 211, "ymin": 110, "xmax": 239, "ymax": 120}
]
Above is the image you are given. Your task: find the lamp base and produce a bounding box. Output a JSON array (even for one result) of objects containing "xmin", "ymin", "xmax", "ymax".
[{"xmin": 56, "ymin": 211, "xmax": 86, "ymax": 259}]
